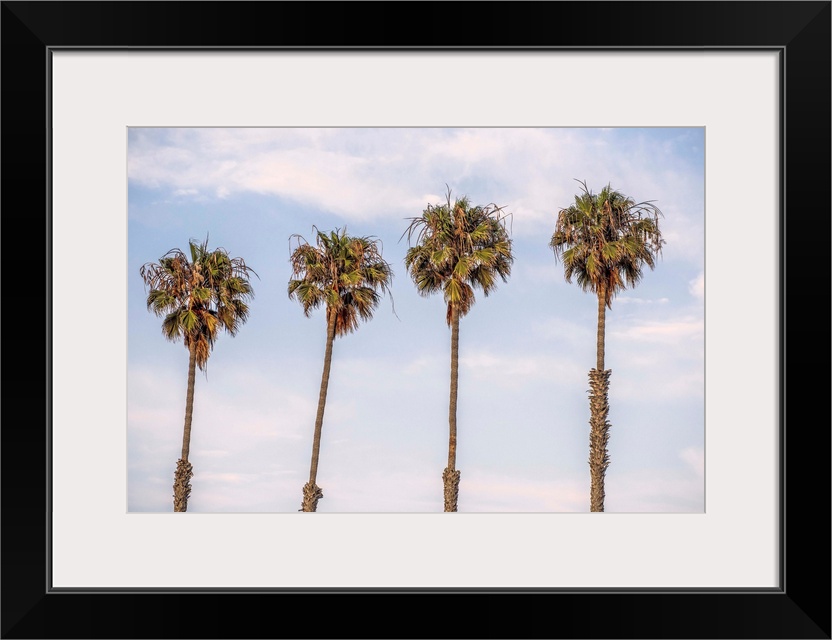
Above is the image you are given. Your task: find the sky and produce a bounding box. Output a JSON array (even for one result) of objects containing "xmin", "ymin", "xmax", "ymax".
[{"xmin": 127, "ymin": 127, "xmax": 705, "ymax": 514}]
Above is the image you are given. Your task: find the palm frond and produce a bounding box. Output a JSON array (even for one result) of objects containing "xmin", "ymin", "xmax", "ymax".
[
  {"xmin": 552, "ymin": 181, "xmax": 664, "ymax": 306},
  {"xmin": 288, "ymin": 226, "xmax": 393, "ymax": 337},
  {"xmin": 140, "ymin": 236, "xmax": 256, "ymax": 366},
  {"xmin": 403, "ymin": 188, "xmax": 514, "ymax": 325}
]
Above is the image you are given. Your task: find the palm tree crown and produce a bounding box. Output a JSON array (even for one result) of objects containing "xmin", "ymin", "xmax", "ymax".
[
  {"xmin": 288, "ymin": 227, "xmax": 393, "ymax": 335},
  {"xmin": 140, "ymin": 236, "xmax": 257, "ymax": 370},
  {"xmin": 549, "ymin": 180, "xmax": 664, "ymax": 309},
  {"xmin": 403, "ymin": 189, "xmax": 513, "ymax": 325}
]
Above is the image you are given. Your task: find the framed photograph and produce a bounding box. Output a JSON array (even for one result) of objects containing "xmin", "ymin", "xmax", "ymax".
[
  {"xmin": 2, "ymin": 2, "xmax": 829, "ymax": 638},
  {"xmin": 124, "ymin": 123, "xmax": 706, "ymax": 520}
]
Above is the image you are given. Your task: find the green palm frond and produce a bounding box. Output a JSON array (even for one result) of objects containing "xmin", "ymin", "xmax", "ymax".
[
  {"xmin": 551, "ymin": 180, "xmax": 664, "ymax": 308},
  {"xmin": 140, "ymin": 236, "xmax": 257, "ymax": 370},
  {"xmin": 288, "ymin": 226, "xmax": 393, "ymax": 337},
  {"xmin": 403, "ymin": 187, "xmax": 514, "ymax": 325}
]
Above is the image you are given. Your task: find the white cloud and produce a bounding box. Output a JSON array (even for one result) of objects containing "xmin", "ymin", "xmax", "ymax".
[
  {"xmin": 605, "ymin": 467, "xmax": 704, "ymax": 512},
  {"xmin": 612, "ymin": 317, "xmax": 704, "ymax": 344},
  {"xmin": 457, "ymin": 470, "xmax": 587, "ymax": 512},
  {"xmin": 516, "ymin": 262, "xmax": 562, "ymax": 285},
  {"xmin": 460, "ymin": 349, "xmax": 584, "ymax": 386},
  {"xmin": 607, "ymin": 355, "xmax": 704, "ymax": 401},
  {"xmin": 191, "ymin": 449, "xmax": 231, "ymax": 459},
  {"xmin": 403, "ymin": 355, "xmax": 441, "ymax": 375},
  {"xmin": 689, "ymin": 272, "xmax": 705, "ymax": 300},
  {"xmin": 616, "ymin": 296, "xmax": 670, "ymax": 305},
  {"xmin": 128, "ymin": 127, "xmax": 705, "ymax": 250},
  {"xmin": 680, "ymin": 446, "xmax": 705, "ymax": 479}
]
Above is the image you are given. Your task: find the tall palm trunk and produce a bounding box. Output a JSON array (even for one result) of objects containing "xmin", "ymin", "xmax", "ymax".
[
  {"xmin": 596, "ymin": 288, "xmax": 606, "ymax": 371},
  {"xmin": 301, "ymin": 309, "xmax": 336, "ymax": 512},
  {"xmin": 588, "ymin": 288, "xmax": 611, "ymax": 512},
  {"xmin": 443, "ymin": 303, "xmax": 461, "ymax": 512},
  {"xmin": 173, "ymin": 343, "xmax": 197, "ymax": 512}
]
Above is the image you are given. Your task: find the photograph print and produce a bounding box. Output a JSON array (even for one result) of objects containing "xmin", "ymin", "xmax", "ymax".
[{"xmin": 127, "ymin": 126, "xmax": 705, "ymax": 514}]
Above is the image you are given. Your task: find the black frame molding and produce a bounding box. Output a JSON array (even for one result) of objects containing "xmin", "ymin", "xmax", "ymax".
[{"xmin": 2, "ymin": 2, "xmax": 829, "ymax": 638}]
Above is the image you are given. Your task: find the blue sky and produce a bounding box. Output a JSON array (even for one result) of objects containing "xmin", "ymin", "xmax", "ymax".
[{"xmin": 127, "ymin": 126, "xmax": 704, "ymax": 513}]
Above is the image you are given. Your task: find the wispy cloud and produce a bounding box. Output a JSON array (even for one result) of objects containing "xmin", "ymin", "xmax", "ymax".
[
  {"xmin": 680, "ymin": 446, "xmax": 705, "ymax": 479},
  {"xmin": 612, "ymin": 317, "xmax": 704, "ymax": 344},
  {"xmin": 128, "ymin": 128, "xmax": 704, "ymax": 244},
  {"xmin": 689, "ymin": 272, "xmax": 705, "ymax": 300},
  {"xmin": 457, "ymin": 470, "xmax": 587, "ymax": 512},
  {"xmin": 460, "ymin": 349, "xmax": 584, "ymax": 386},
  {"xmin": 605, "ymin": 466, "xmax": 704, "ymax": 513}
]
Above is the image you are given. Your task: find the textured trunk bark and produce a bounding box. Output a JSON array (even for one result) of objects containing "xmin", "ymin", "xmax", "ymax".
[
  {"xmin": 443, "ymin": 304, "xmax": 461, "ymax": 512},
  {"xmin": 589, "ymin": 285, "xmax": 611, "ymax": 512},
  {"xmin": 588, "ymin": 368, "xmax": 611, "ymax": 512},
  {"xmin": 173, "ymin": 344, "xmax": 197, "ymax": 512},
  {"xmin": 173, "ymin": 459, "xmax": 193, "ymax": 513},
  {"xmin": 301, "ymin": 309, "xmax": 337, "ymax": 512}
]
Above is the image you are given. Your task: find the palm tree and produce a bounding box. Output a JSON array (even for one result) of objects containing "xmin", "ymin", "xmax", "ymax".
[
  {"xmin": 550, "ymin": 180, "xmax": 664, "ymax": 512},
  {"xmin": 140, "ymin": 237, "xmax": 256, "ymax": 512},
  {"xmin": 403, "ymin": 188, "xmax": 513, "ymax": 512},
  {"xmin": 289, "ymin": 227, "xmax": 393, "ymax": 512}
]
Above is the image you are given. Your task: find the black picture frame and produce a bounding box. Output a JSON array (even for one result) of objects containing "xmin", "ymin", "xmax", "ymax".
[{"xmin": 2, "ymin": 2, "xmax": 829, "ymax": 638}]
